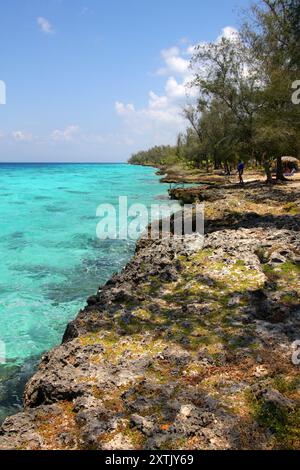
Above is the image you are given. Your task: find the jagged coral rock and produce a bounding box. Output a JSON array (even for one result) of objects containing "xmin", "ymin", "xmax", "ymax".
[{"xmin": 0, "ymin": 181, "xmax": 299, "ymax": 450}]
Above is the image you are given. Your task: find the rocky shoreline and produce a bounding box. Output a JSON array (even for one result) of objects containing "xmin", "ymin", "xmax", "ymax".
[
  {"xmin": 131, "ymin": 161, "xmax": 266, "ymax": 186},
  {"xmin": 0, "ymin": 179, "xmax": 299, "ymax": 450}
]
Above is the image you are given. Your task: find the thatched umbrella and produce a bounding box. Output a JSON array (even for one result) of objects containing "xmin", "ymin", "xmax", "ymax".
[
  {"xmin": 281, "ymin": 156, "xmax": 299, "ymax": 163},
  {"xmin": 280, "ymin": 156, "xmax": 299, "ymax": 170}
]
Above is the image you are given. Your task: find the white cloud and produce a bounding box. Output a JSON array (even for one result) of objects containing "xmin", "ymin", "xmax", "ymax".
[
  {"xmin": 51, "ymin": 125, "xmax": 79, "ymax": 142},
  {"xmin": 50, "ymin": 126, "xmax": 113, "ymax": 145},
  {"xmin": 165, "ymin": 77, "xmax": 187, "ymax": 99},
  {"xmin": 114, "ymin": 38, "xmax": 202, "ymax": 145},
  {"xmin": 149, "ymin": 92, "xmax": 168, "ymax": 110},
  {"xmin": 157, "ymin": 46, "xmax": 190, "ymax": 76},
  {"xmin": 115, "ymin": 102, "xmax": 135, "ymax": 115},
  {"xmin": 161, "ymin": 46, "xmax": 180, "ymax": 60},
  {"xmin": 115, "ymin": 85, "xmax": 186, "ymax": 127},
  {"xmin": 217, "ymin": 26, "xmax": 239, "ymax": 43},
  {"xmin": 114, "ymin": 92, "xmax": 185, "ymax": 146},
  {"xmin": 186, "ymin": 45, "xmax": 196, "ymax": 55},
  {"xmin": 37, "ymin": 17, "xmax": 54, "ymax": 34},
  {"xmin": 12, "ymin": 131, "xmax": 33, "ymax": 142},
  {"xmin": 115, "ymin": 25, "xmax": 238, "ymax": 148}
]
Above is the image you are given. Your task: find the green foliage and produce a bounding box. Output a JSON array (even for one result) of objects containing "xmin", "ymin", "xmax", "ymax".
[
  {"xmin": 246, "ymin": 0, "xmax": 300, "ymax": 178},
  {"xmin": 128, "ymin": 1, "xmax": 300, "ymax": 180},
  {"xmin": 128, "ymin": 145, "xmax": 179, "ymax": 166},
  {"xmin": 248, "ymin": 391, "xmax": 300, "ymax": 448}
]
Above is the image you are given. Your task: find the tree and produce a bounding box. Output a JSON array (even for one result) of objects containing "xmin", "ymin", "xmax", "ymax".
[
  {"xmin": 189, "ymin": 0, "xmax": 300, "ymax": 182},
  {"xmin": 129, "ymin": 1, "xmax": 300, "ymax": 184},
  {"xmin": 190, "ymin": 33, "xmax": 264, "ymax": 173},
  {"xmin": 200, "ymin": 100, "xmax": 241, "ymax": 172},
  {"xmin": 182, "ymin": 104, "xmax": 209, "ymax": 170},
  {"xmin": 243, "ymin": 0, "xmax": 300, "ymax": 180},
  {"xmin": 128, "ymin": 145, "xmax": 179, "ymax": 166}
]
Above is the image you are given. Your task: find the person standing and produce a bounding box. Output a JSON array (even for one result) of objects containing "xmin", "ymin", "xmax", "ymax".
[{"xmin": 237, "ymin": 161, "xmax": 245, "ymax": 185}]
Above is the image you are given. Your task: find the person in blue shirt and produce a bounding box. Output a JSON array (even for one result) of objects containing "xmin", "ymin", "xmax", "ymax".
[{"xmin": 237, "ymin": 161, "xmax": 245, "ymax": 185}]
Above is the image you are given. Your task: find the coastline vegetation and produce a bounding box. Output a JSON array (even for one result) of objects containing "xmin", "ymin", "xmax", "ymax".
[
  {"xmin": 1, "ymin": 0, "xmax": 300, "ymax": 451},
  {"xmin": 129, "ymin": 0, "xmax": 300, "ymax": 183}
]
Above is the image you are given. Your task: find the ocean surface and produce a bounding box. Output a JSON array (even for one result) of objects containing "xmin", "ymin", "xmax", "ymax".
[{"xmin": 0, "ymin": 163, "xmax": 171, "ymax": 421}]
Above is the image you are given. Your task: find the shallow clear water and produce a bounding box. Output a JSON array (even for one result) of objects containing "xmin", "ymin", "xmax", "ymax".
[{"xmin": 0, "ymin": 163, "xmax": 170, "ymax": 420}]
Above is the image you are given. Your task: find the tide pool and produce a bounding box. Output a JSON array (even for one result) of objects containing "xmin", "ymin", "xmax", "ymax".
[{"xmin": 0, "ymin": 163, "xmax": 170, "ymax": 420}]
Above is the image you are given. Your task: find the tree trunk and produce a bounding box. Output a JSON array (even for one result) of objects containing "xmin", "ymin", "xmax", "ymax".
[
  {"xmin": 206, "ymin": 155, "xmax": 209, "ymax": 173},
  {"xmin": 263, "ymin": 160, "xmax": 273, "ymax": 184},
  {"xmin": 276, "ymin": 156, "xmax": 287, "ymax": 181},
  {"xmin": 213, "ymin": 151, "xmax": 219, "ymax": 169}
]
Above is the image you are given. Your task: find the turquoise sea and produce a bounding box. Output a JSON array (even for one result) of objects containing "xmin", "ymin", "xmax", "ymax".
[{"xmin": 0, "ymin": 163, "xmax": 170, "ymax": 421}]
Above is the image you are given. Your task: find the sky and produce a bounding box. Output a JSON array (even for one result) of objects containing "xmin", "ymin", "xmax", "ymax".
[{"xmin": 0, "ymin": 0, "xmax": 251, "ymax": 162}]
